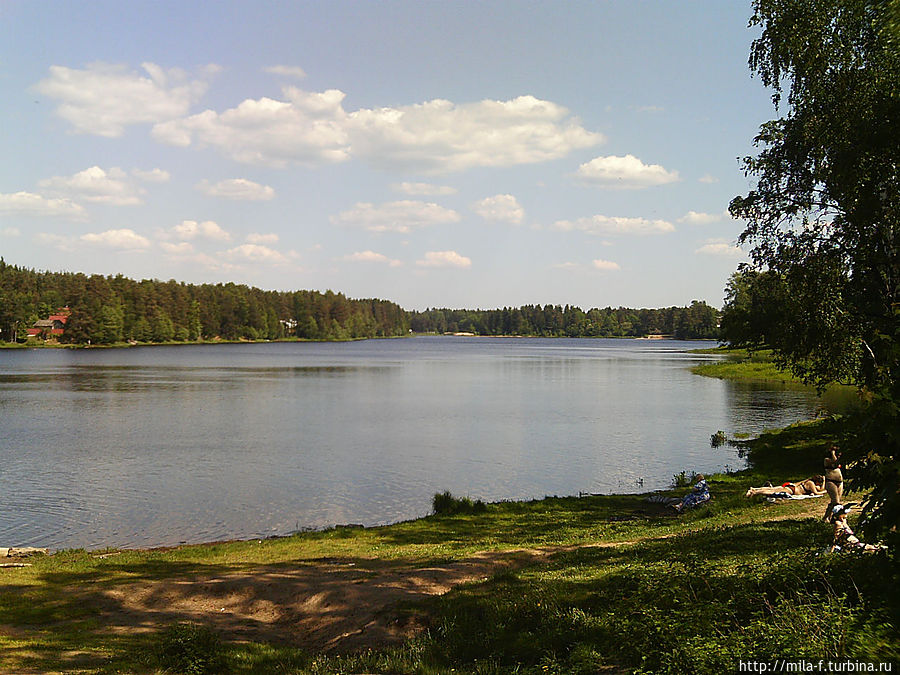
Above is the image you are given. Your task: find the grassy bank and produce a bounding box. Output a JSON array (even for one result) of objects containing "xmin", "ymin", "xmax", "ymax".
[
  {"xmin": 1, "ymin": 420, "xmax": 896, "ymax": 674},
  {"xmin": 689, "ymin": 347, "xmax": 808, "ymax": 384}
]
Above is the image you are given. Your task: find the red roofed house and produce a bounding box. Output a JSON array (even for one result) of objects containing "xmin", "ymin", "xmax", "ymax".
[{"xmin": 26, "ymin": 307, "xmax": 71, "ymax": 339}]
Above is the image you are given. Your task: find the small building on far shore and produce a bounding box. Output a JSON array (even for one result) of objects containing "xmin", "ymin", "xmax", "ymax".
[{"xmin": 26, "ymin": 307, "xmax": 71, "ymax": 339}]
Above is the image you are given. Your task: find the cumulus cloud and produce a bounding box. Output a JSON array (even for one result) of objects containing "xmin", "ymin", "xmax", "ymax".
[
  {"xmin": 196, "ymin": 178, "xmax": 275, "ymax": 201},
  {"xmin": 39, "ymin": 166, "xmax": 144, "ymax": 205},
  {"xmin": 2, "ymin": 227, "xmax": 21, "ymax": 237},
  {"xmin": 35, "ymin": 62, "xmax": 208, "ymax": 137},
  {"xmin": 160, "ymin": 241, "xmax": 195, "ymax": 255},
  {"xmin": 340, "ymin": 250, "xmax": 403, "ymax": 267},
  {"xmin": 393, "ymin": 182, "xmax": 458, "ymax": 196},
  {"xmin": 553, "ymin": 215, "xmax": 675, "ymax": 235},
  {"xmin": 699, "ymin": 174, "xmax": 719, "ymax": 184},
  {"xmin": 246, "ymin": 232, "xmax": 279, "ymax": 244},
  {"xmin": 224, "ymin": 243, "xmax": 288, "ymax": 264},
  {"xmin": 153, "ymin": 88, "xmax": 602, "ymax": 172},
  {"xmin": 167, "ymin": 219, "xmax": 232, "ymax": 242},
  {"xmin": 330, "ymin": 200, "xmax": 460, "ymax": 233},
  {"xmin": 678, "ymin": 210, "xmax": 730, "ymax": 225},
  {"xmin": 350, "ymin": 95, "xmax": 603, "ymax": 173},
  {"xmin": 575, "ymin": 154, "xmax": 680, "ymax": 189},
  {"xmin": 133, "ymin": 168, "xmax": 171, "ymax": 183},
  {"xmin": 592, "ymin": 258, "xmax": 621, "ymax": 271},
  {"xmin": 80, "ymin": 228, "xmax": 152, "ymax": 249},
  {"xmin": 416, "ymin": 250, "xmax": 472, "ymax": 268},
  {"xmin": 264, "ymin": 65, "xmax": 307, "ymax": 79},
  {"xmin": 473, "ymin": 194, "xmax": 524, "ymax": 224},
  {"xmin": 152, "ymin": 86, "xmax": 351, "ymax": 167},
  {"xmin": 695, "ymin": 238, "xmax": 745, "ymax": 257},
  {"xmin": 0, "ymin": 191, "xmax": 86, "ymax": 219}
]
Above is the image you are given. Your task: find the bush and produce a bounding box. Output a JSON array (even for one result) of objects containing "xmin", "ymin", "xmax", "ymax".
[
  {"xmin": 155, "ymin": 622, "xmax": 226, "ymax": 675},
  {"xmin": 433, "ymin": 490, "xmax": 487, "ymax": 516}
]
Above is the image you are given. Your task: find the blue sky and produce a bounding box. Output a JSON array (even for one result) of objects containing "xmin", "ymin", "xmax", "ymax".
[{"xmin": 0, "ymin": 1, "xmax": 772, "ymax": 311}]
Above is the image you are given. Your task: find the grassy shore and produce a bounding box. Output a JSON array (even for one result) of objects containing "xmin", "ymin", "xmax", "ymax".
[
  {"xmin": 1, "ymin": 418, "xmax": 897, "ymax": 674},
  {"xmin": 689, "ymin": 347, "xmax": 808, "ymax": 384}
]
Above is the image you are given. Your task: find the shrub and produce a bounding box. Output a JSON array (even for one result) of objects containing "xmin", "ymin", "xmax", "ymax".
[
  {"xmin": 155, "ymin": 622, "xmax": 226, "ymax": 675},
  {"xmin": 433, "ymin": 490, "xmax": 487, "ymax": 516}
]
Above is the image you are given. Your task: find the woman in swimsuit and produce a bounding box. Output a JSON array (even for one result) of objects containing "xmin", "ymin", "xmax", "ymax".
[
  {"xmin": 745, "ymin": 475, "xmax": 825, "ymax": 497},
  {"xmin": 823, "ymin": 445, "xmax": 843, "ymax": 522}
]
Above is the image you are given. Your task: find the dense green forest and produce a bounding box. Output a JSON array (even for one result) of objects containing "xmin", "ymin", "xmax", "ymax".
[
  {"xmin": 0, "ymin": 260, "xmax": 720, "ymax": 344},
  {"xmin": 409, "ymin": 301, "xmax": 719, "ymax": 339},
  {"xmin": 0, "ymin": 260, "xmax": 410, "ymax": 343}
]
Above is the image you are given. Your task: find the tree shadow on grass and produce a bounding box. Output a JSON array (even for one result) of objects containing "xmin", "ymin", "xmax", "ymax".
[{"xmin": 0, "ymin": 545, "xmax": 566, "ymax": 673}]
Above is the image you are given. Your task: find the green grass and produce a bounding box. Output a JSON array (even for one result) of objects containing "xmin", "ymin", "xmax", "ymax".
[
  {"xmin": 1, "ymin": 420, "xmax": 896, "ymax": 674},
  {"xmin": 690, "ymin": 348, "xmax": 806, "ymax": 384}
]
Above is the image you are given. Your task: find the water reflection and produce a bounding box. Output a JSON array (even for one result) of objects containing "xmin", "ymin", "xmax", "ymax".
[{"xmin": 0, "ymin": 338, "xmax": 841, "ymax": 550}]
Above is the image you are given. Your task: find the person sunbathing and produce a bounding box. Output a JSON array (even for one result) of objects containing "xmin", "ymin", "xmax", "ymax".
[
  {"xmin": 829, "ymin": 503, "xmax": 886, "ymax": 553},
  {"xmin": 671, "ymin": 475, "xmax": 711, "ymax": 513},
  {"xmin": 745, "ymin": 475, "xmax": 825, "ymax": 498}
]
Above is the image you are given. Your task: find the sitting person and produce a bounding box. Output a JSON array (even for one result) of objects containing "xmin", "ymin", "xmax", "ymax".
[
  {"xmin": 745, "ymin": 475, "xmax": 825, "ymax": 498},
  {"xmin": 829, "ymin": 503, "xmax": 886, "ymax": 553},
  {"xmin": 671, "ymin": 475, "xmax": 710, "ymax": 512}
]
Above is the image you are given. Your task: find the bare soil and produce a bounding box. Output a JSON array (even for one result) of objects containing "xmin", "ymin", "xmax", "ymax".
[
  {"xmin": 101, "ymin": 548, "xmax": 557, "ymax": 653},
  {"xmin": 98, "ymin": 499, "xmax": 825, "ymax": 654}
]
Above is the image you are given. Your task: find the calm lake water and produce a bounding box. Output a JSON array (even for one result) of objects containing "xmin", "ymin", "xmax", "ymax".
[{"xmin": 0, "ymin": 337, "xmax": 834, "ymax": 550}]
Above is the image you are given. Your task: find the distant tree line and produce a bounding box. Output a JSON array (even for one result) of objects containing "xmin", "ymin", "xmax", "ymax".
[
  {"xmin": 0, "ymin": 260, "xmax": 409, "ymax": 344},
  {"xmin": 0, "ymin": 260, "xmax": 720, "ymax": 344},
  {"xmin": 409, "ymin": 301, "xmax": 720, "ymax": 340}
]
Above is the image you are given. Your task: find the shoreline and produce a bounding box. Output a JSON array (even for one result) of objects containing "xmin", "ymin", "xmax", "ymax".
[
  {"xmin": 1, "ymin": 333, "xmax": 718, "ymax": 350},
  {"xmin": 5, "ymin": 417, "xmax": 893, "ymax": 674}
]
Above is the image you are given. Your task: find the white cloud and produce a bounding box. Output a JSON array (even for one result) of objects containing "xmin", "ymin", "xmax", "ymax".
[
  {"xmin": 197, "ymin": 178, "xmax": 275, "ymax": 201},
  {"xmin": 330, "ymin": 200, "xmax": 460, "ymax": 233},
  {"xmin": 473, "ymin": 194, "xmax": 525, "ymax": 224},
  {"xmin": 224, "ymin": 243, "xmax": 288, "ymax": 264},
  {"xmin": 553, "ymin": 215, "xmax": 675, "ymax": 235},
  {"xmin": 699, "ymin": 174, "xmax": 719, "ymax": 184},
  {"xmin": 39, "ymin": 166, "xmax": 144, "ymax": 205},
  {"xmin": 153, "ymin": 89, "xmax": 602, "ymax": 172},
  {"xmin": 0, "ymin": 191, "xmax": 86, "ymax": 218},
  {"xmin": 393, "ymin": 182, "xmax": 458, "ymax": 196},
  {"xmin": 1, "ymin": 227, "xmax": 21, "ymax": 237},
  {"xmin": 592, "ymin": 258, "xmax": 621, "ymax": 271},
  {"xmin": 132, "ymin": 168, "xmax": 171, "ymax": 183},
  {"xmin": 80, "ymin": 228, "xmax": 152, "ymax": 250},
  {"xmin": 576, "ymin": 154, "xmax": 680, "ymax": 189},
  {"xmin": 678, "ymin": 210, "xmax": 730, "ymax": 225},
  {"xmin": 264, "ymin": 65, "xmax": 307, "ymax": 79},
  {"xmin": 350, "ymin": 95, "xmax": 603, "ymax": 173},
  {"xmin": 246, "ymin": 232, "xmax": 279, "ymax": 244},
  {"xmin": 695, "ymin": 239, "xmax": 745, "ymax": 257},
  {"xmin": 153, "ymin": 86, "xmax": 351, "ymax": 167},
  {"xmin": 416, "ymin": 250, "xmax": 472, "ymax": 268},
  {"xmin": 553, "ymin": 262, "xmax": 580, "ymax": 270},
  {"xmin": 160, "ymin": 241, "xmax": 195, "ymax": 255},
  {"xmin": 35, "ymin": 62, "xmax": 208, "ymax": 137},
  {"xmin": 340, "ymin": 250, "xmax": 403, "ymax": 267},
  {"xmin": 168, "ymin": 219, "xmax": 232, "ymax": 242}
]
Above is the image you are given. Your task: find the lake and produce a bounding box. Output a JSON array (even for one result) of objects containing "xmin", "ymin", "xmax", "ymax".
[{"xmin": 0, "ymin": 337, "xmax": 833, "ymax": 551}]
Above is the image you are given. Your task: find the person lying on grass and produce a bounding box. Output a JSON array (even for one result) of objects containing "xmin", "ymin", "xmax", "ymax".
[
  {"xmin": 745, "ymin": 475, "xmax": 825, "ymax": 498},
  {"xmin": 829, "ymin": 503, "xmax": 887, "ymax": 553},
  {"xmin": 671, "ymin": 475, "xmax": 710, "ymax": 513}
]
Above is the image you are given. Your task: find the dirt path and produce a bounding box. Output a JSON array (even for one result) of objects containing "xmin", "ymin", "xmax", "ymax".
[
  {"xmin": 102, "ymin": 548, "xmax": 560, "ymax": 653},
  {"xmin": 101, "ymin": 500, "xmax": 826, "ymax": 654}
]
